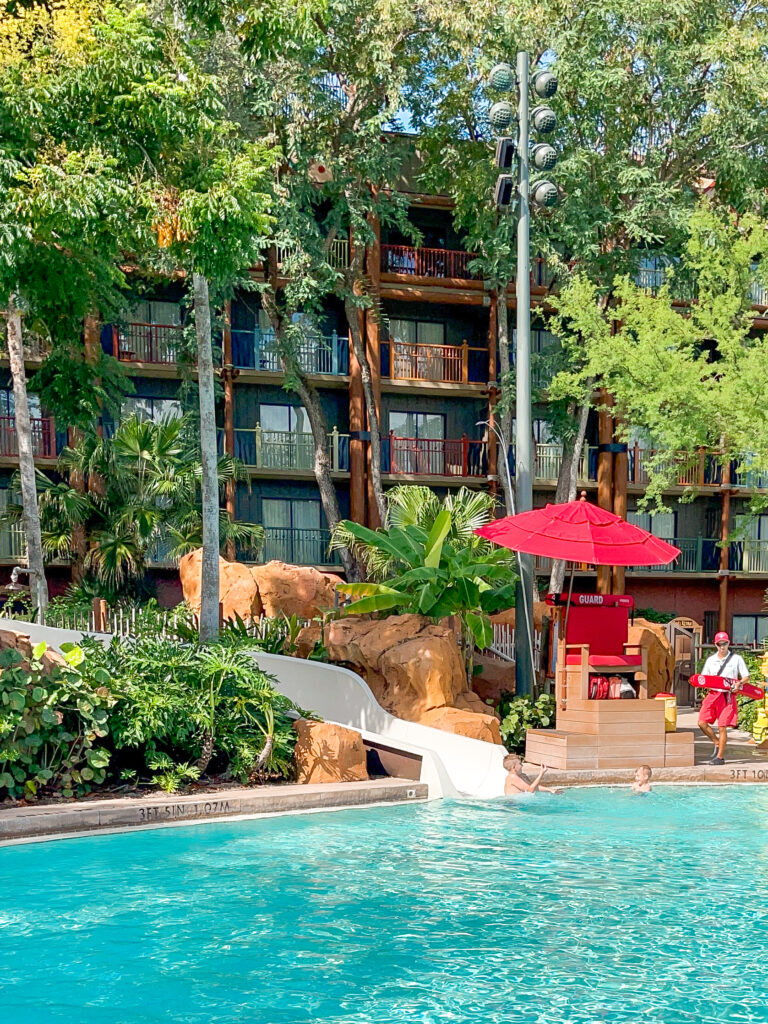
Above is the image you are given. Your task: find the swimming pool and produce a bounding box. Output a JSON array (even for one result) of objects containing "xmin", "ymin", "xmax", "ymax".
[{"xmin": 2, "ymin": 786, "xmax": 767, "ymax": 1023}]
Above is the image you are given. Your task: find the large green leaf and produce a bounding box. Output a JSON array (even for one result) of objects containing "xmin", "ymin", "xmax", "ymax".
[
  {"xmin": 465, "ymin": 611, "xmax": 493, "ymax": 651},
  {"xmin": 340, "ymin": 520, "xmax": 422, "ymax": 567},
  {"xmin": 343, "ymin": 591, "xmax": 412, "ymax": 615},
  {"xmin": 424, "ymin": 509, "xmax": 451, "ymax": 568}
]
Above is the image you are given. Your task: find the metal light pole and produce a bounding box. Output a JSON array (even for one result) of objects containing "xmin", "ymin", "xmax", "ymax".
[
  {"xmin": 487, "ymin": 54, "xmax": 559, "ymax": 697},
  {"xmin": 513, "ymin": 50, "xmax": 535, "ymax": 696}
]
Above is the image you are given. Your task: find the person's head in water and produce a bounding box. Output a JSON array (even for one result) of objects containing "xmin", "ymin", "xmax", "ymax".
[
  {"xmin": 503, "ymin": 753, "xmax": 523, "ymax": 774},
  {"xmin": 635, "ymin": 765, "xmax": 652, "ymax": 785}
]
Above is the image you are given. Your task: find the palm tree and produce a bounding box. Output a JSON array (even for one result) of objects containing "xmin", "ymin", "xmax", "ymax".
[{"xmin": 7, "ymin": 413, "xmax": 263, "ymax": 600}]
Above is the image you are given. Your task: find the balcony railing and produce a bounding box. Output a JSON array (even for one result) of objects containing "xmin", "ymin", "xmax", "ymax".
[
  {"xmin": 224, "ymin": 427, "xmax": 350, "ymax": 472},
  {"xmin": 627, "ymin": 537, "xmax": 719, "ymax": 574},
  {"xmin": 628, "ymin": 447, "xmax": 722, "ymax": 488},
  {"xmin": 750, "ymin": 281, "xmax": 768, "ymax": 307},
  {"xmin": 531, "ymin": 443, "xmax": 596, "ymax": 483},
  {"xmin": 381, "ymin": 245, "xmax": 477, "ymax": 280},
  {"xmin": 0, "ymin": 415, "xmax": 57, "ymax": 459},
  {"xmin": 258, "ymin": 527, "xmax": 340, "ymax": 567},
  {"xmin": 275, "ymin": 238, "xmax": 349, "ymax": 270},
  {"xmin": 231, "ymin": 327, "xmax": 349, "ymax": 375},
  {"xmin": 0, "ymin": 523, "xmax": 25, "ymax": 559},
  {"xmin": 729, "ymin": 540, "xmax": 768, "ymax": 574},
  {"xmin": 113, "ymin": 323, "xmax": 183, "ymax": 365},
  {"xmin": 381, "ymin": 339, "xmax": 488, "ymax": 384},
  {"xmin": 383, "ymin": 434, "xmax": 488, "ymax": 478}
]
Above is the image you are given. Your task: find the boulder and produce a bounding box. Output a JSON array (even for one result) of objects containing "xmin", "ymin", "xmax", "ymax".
[
  {"xmin": 179, "ymin": 549, "xmax": 263, "ymax": 622},
  {"xmin": 0, "ymin": 628, "xmax": 67, "ymax": 675},
  {"xmin": 324, "ymin": 614, "xmax": 501, "ymax": 744},
  {"xmin": 292, "ymin": 719, "xmax": 369, "ymax": 784},
  {"xmin": 294, "ymin": 623, "xmax": 323, "ymax": 660},
  {"xmin": 420, "ymin": 706, "xmax": 502, "ymax": 744},
  {"xmin": 628, "ymin": 618, "xmax": 675, "ymax": 698},
  {"xmin": 472, "ymin": 653, "xmax": 515, "ymax": 706},
  {"xmin": 491, "ymin": 601, "xmax": 551, "ymax": 631},
  {"xmin": 251, "ymin": 561, "xmax": 342, "ymax": 620}
]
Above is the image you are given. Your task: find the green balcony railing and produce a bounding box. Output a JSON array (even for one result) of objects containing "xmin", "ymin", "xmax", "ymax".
[
  {"xmin": 256, "ymin": 527, "xmax": 340, "ymax": 567},
  {"xmin": 223, "ymin": 427, "xmax": 350, "ymax": 472}
]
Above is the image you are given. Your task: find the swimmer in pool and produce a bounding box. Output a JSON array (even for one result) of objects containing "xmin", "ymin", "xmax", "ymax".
[
  {"xmin": 503, "ymin": 753, "xmax": 559, "ymax": 795},
  {"xmin": 631, "ymin": 764, "xmax": 653, "ymax": 794}
]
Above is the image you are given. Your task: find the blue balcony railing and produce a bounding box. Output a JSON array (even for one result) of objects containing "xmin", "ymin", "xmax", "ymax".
[
  {"xmin": 231, "ymin": 327, "xmax": 348, "ymax": 375},
  {"xmin": 255, "ymin": 527, "xmax": 340, "ymax": 567}
]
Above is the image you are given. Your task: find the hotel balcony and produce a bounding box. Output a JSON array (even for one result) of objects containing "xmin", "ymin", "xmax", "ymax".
[
  {"xmin": 0, "ymin": 415, "xmax": 58, "ymax": 460},
  {"xmin": 224, "ymin": 427, "xmax": 350, "ymax": 473},
  {"xmin": 381, "ymin": 339, "xmax": 489, "ymax": 385},
  {"xmin": 0, "ymin": 523, "xmax": 25, "ymax": 561},
  {"xmin": 383, "ymin": 434, "xmax": 489, "ymax": 479},
  {"xmin": 111, "ymin": 323, "xmax": 183, "ymax": 365},
  {"xmin": 380, "ymin": 245, "xmax": 556, "ymax": 288},
  {"xmin": 231, "ymin": 327, "xmax": 349, "ymax": 376},
  {"xmin": 256, "ymin": 526, "xmax": 340, "ymax": 568}
]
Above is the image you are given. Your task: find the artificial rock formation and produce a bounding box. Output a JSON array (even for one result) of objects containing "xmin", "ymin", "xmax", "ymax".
[
  {"xmin": 324, "ymin": 614, "xmax": 502, "ymax": 745},
  {"xmin": 628, "ymin": 618, "xmax": 676, "ymax": 698},
  {"xmin": 0, "ymin": 628, "xmax": 67, "ymax": 675},
  {"xmin": 292, "ymin": 719, "xmax": 369, "ymax": 784},
  {"xmin": 179, "ymin": 549, "xmax": 341, "ymax": 622}
]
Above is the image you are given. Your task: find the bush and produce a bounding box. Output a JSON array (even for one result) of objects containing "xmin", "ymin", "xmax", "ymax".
[
  {"xmin": 495, "ymin": 691, "xmax": 557, "ymax": 753},
  {"xmin": 79, "ymin": 633, "xmax": 306, "ymax": 789},
  {"xmin": 0, "ymin": 643, "xmax": 113, "ymax": 800}
]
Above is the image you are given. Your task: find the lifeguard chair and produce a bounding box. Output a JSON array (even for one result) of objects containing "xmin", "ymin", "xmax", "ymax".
[{"xmin": 525, "ymin": 593, "xmax": 694, "ymax": 771}]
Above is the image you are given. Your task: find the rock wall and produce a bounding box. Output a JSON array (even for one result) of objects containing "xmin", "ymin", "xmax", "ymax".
[
  {"xmin": 292, "ymin": 719, "xmax": 369, "ymax": 784},
  {"xmin": 628, "ymin": 617, "xmax": 675, "ymax": 698},
  {"xmin": 0, "ymin": 627, "xmax": 67, "ymax": 675},
  {"xmin": 324, "ymin": 614, "xmax": 501, "ymax": 745},
  {"xmin": 179, "ymin": 549, "xmax": 342, "ymax": 622}
]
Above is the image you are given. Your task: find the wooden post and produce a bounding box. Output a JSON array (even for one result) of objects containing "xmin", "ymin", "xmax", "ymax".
[
  {"xmin": 461, "ymin": 434, "xmax": 468, "ymax": 477},
  {"xmin": 222, "ymin": 300, "xmax": 236, "ymax": 559},
  {"xmin": 596, "ymin": 390, "xmax": 614, "ymax": 594},
  {"xmin": 487, "ymin": 297, "xmax": 498, "ymax": 486},
  {"xmin": 461, "ymin": 340, "xmax": 469, "ymax": 383},
  {"xmin": 365, "ymin": 216, "xmax": 382, "ymax": 529},
  {"xmin": 718, "ymin": 465, "xmax": 732, "ymax": 633}
]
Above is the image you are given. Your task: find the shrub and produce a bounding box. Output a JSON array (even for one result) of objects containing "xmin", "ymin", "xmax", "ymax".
[
  {"xmin": 0, "ymin": 643, "xmax": 113, "ymax": 800},
  {"xmin": 79, "ymin": 633, "xmax": 305, "ymax": 790},
  {"xmin": 495, "ymin": 691, "xmax": 557, "ymax": 753}
]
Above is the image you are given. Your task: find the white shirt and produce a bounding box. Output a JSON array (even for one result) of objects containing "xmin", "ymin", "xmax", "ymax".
[{"xmin": 701, "ymin": 651, "xmax": 749, "ymax": 681}]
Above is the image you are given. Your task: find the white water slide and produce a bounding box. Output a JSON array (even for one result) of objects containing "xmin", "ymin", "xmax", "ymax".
[{"xmin": 0, "ymin": 619, "xmax": 507, "ymax": 799}]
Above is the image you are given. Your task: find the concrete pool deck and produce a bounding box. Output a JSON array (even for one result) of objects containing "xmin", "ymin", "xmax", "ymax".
[
  {"xmin": 525, "ymin": 705, "xmax": 768, "ymax": 786},
  {"xmin": 0, "ymin": 778, "xmax": 429, "ymax": 844}
]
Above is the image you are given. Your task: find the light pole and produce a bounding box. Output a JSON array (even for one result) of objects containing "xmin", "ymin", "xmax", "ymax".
[{"xmin": 487, "ymin": 54, "xmax": 559, "ymax": 696}]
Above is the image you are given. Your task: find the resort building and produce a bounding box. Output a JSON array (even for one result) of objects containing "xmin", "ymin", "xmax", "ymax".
[{"xmin": 2, "ymin": 184, "xmax": 767, "ymax": 644}]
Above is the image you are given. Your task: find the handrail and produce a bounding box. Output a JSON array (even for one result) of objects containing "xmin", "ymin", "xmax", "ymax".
[
  {"xmin": 231, "ymin": 327, "xmax": 348, "ymax": 375},
  {"xmin": 383, "ymin": 338, "xmax": 488, "ymax": 384},
  {"xmin": 0, "ymin": 415, "xmax": 57, "ymax": 459},
  {"xmin": 227, "ymin": 427, "xmax": 350, "ymax": 472},
  {"xmin": 257, "ymin": 526, "xmax": 340, "ymax": 566},
  {"xmin": 113, "ymin": 322, "xmax": 183, "ymax": 365},
  {"xmin": 385, "ymin": 433, "xmax": 488, "ymax": 478},
  {"xmin": 380, "ymin": 244, "xmax": 476, "ymax": 280}
]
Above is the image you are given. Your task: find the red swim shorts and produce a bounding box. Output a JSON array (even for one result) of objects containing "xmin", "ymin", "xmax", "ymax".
[{"xmin": 699, "ymin": 691, "xmax": 739, "ymax": 728}]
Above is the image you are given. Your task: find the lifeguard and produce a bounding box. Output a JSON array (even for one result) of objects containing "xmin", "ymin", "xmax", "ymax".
[{"xmin": 698, "ymin": 633, "xmax": 750, "ymax": 765}]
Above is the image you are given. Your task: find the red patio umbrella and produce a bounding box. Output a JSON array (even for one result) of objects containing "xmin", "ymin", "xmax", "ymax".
[{"xmin": 475, "ymin": 493, "xmax": 680, "ymax": 568}]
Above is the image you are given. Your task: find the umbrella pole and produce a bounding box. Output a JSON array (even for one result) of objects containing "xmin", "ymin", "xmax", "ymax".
[{"xmin": 563, "ymin": 561, "xmax": 576, "ymax": 642}]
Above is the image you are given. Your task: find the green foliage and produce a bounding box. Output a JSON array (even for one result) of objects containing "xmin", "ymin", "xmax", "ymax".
[
  {"xmin": 0, "ymin": 642, "xmax": 113, "ymax": 800},
  {"xmin": 79, "ymin": 633, "xmax": 305, "ymax": 785},
  {"xmin": 496, "ymin": 692, "xmax": 557, "ymax": 754},
  {"xmin": 738, "ymin": 696, "xmax": 761, "ymax": 737},
  {"xmin": 635, "ymin": 608, "xmax": 677, "ymax": 625}
]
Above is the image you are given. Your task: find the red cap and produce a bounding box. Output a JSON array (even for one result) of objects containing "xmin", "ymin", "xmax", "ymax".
[{"xmin": 714, "ymin": 631, "xmax": 730, "ymax": 644}]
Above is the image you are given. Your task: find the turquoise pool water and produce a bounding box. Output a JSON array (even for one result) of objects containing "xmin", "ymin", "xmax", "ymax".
[{"xmin": 2, "ymin": 787, "xmax": 768, "ymax": 1023}]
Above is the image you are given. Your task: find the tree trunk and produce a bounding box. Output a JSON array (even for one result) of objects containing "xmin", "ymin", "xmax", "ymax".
[
  {"xmin": 345, "ymin": 293, "xmax": 387, "ymax": 524},
  {"xmin": 496, "ymin": 285, "xmax": 514, "ymax": 514},
  {"xmin": 6, "ymin": 296, "xmax": 48, "ymax": 616},
  {"xmin": 548, "ymin": 393, "xmax": 592, "ymax": 594},
  {"xmin": 193, "ymin": 272, "xmax": 220, "ymax": 641}
]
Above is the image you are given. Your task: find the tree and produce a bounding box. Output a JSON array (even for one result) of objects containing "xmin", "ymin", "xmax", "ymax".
[
  {"xmin": 24, "ymin": 414, "xmax": 263, "ymax": 599},
  {"xmin": 553, "ymin": 205, "xmax": 768, "ymax": 508}
]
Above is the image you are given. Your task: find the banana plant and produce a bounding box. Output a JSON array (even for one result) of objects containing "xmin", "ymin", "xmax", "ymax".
[{"xmin": 336, "ymin": 508, "xmax": 517, "ymax": 682}]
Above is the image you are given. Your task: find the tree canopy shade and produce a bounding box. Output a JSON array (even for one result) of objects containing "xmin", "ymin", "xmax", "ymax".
[{"xmin": 551, "ymin": 205, "xmax": 768, "ymax": 508}]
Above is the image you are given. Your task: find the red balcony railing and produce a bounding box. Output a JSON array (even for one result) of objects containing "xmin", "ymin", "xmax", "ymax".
[
  {"xmin": 385, "ymin": 433, "xmax": 488, "ymax": 477},
  {"xmin": 381, "ymin": 245, "xmax": 476, "ymax": 280},
  {"xmin": 0, "ymin": 415, "xmax": 57, "ymax": 459},
  {"xmin": 112, "ymin": 323, "xmax": 183, "ymax": 364},
  {"xmin": 384, "ymin": 340, "xmax": 489, "ymax": 384}
]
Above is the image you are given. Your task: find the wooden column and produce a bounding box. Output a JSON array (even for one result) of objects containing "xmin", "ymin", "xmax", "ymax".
[
  {"xmin": 365, "ymin": 215, "xmax": 382, "ymax": 529},
  {"xmin": 612, "ymin": 416, "xmax": 628, "ymax": 595},
  {"xmin": 487, "ymin": 294, "xmax": 498, "ymax": 484},
  {"xmin": 222, "ymin": 301, "xmax": 236, "ymax": 559},
  {"xmin": 596, "ymin": 390, "xmax": 614, "ymax": 594},
  {"xmin": 718, "ymin": 466, "xmax": 732, "ymax": 633}
]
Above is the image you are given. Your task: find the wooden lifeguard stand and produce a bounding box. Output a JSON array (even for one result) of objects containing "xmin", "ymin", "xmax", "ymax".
[{"xmin": 525, "ymin": 593, "xmax": 695, "ymax": 770}]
